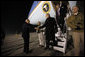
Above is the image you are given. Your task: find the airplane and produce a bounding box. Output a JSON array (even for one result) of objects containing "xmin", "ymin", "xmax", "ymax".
[
  {"xmin": 28, "ymin": 1, "xmax": 77, "ymax": 25},
  {"xmin": 27, "ymin": 1, "xmax": 77, "ymax": 53},
  {"xmin": 28, "ymin": 1, "xmax": 56, "ymax": 25}
]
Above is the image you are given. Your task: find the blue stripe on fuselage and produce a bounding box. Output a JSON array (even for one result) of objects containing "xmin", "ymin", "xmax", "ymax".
[{"xmin": 28, "ymin": 1, "xmax": 40, "ymax": 18}]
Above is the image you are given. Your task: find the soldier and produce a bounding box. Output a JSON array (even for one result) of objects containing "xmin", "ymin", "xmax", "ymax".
[{"xmin": 66, "ymin": 6, "xmax": 84, "ymax": 56}]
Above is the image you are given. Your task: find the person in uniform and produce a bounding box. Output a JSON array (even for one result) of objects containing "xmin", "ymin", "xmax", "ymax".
[{"xmin": 66, "ymin": 6, "xmax": 84, "ymax": 56}]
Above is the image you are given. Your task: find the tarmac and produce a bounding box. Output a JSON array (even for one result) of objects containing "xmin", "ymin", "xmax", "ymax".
[{"xmin": 1, "ymin": 32, "xmax": 84, "ymax": 56}]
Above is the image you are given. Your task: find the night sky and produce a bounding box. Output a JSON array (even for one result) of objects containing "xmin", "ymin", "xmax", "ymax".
[
  {"xmin": 1, "ymin": 0, "xmax": 33, "ymax": 34},
  {"xmin": 1, "ymin": 0, "xmax": 84, "ymax": 34}
]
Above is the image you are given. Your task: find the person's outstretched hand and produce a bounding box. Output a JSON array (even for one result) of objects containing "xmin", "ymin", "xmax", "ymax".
[{"xmin": 35, "ymin": 27, "xmax": 39, "ymax": 30}]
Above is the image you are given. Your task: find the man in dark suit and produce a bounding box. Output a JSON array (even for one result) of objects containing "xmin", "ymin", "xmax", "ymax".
[
  {"xmin": 22, "ymin": 19, "xmax": 32, "ymax": 54},
  {"xmin": 35, "ymin": 13, "xmax": 58, "ymax": 49},
  {"xmin": 59, "ymin": 1, "xmax": 68, "ymax": 33}
]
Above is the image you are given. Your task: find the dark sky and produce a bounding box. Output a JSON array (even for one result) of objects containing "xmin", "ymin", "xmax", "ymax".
[
  {"xmin": 1, "ymin": 1, "xmax": 84, "ymax": 34},
  {"xmin": 1, "ymin": 0, "xmax": 33, "ymax": 34}
]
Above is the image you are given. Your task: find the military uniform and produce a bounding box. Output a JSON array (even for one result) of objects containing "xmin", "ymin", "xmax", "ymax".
[{"xmin": 66, "ymin": 12, "xmax": 84, "ymax": 56}]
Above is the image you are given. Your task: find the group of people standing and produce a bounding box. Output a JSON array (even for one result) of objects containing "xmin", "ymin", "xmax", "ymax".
[
  {"xmin": 56, "ymin": 2, "xmax": 84, "ymax": 56},
  {"xmin": 22, "ymin": 1, "xmax": 84, "ymax": 56},
  {"xmin": 22, "ymin": 13, "xmax": 57, "ymax": 54}
]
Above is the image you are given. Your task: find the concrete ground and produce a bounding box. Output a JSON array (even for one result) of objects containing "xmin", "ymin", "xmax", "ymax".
[{"xmin": 1, "ymin": 32, "xmax": 83, "ymax": 56}]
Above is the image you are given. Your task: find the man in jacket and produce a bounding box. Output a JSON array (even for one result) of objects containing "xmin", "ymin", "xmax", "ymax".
[{"xmin": 66, "ymin": 6, "xmax": 84, "ymax": 56}]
